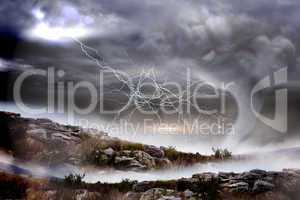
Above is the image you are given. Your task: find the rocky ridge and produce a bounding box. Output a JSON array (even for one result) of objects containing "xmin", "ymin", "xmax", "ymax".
[{"xmin": 0, "ymin": 111, "xmax": 214, "ymax": 171}]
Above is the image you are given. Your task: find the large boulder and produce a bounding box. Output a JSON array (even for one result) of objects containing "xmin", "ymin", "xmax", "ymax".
[
  {"xmin": 104, "ymin": 147, "xmax": 115, "ymax": 157},
  {"xmin": 144, "ymin": 145, "xmax": 165, "ymax": 158},
  {"xmin": 192, "ymin": 172, "xmax": 217, "ymax": 182},
  {"xmin": 114, "ymin": 156, "xmax": 147, "ymax": 171},
  {"xmin": 228, "ymin": 182, "xmax": 249, "ymax": 193},
  {"xmin": 132, "ymin": 151, "xmax": 156, "ymax": 169},
  {"xmin": 252, "ymin": 180, "xmax": 275, "ymax": 193},
  {"xmin": 235, "ymin": 172, "xmax": 264, "ymax": 184},
  {"xmin": 250, "ymin": 169, "xmax": 267, "ymax": 175}
]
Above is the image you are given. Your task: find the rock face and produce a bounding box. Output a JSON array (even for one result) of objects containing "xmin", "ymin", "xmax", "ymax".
[
  {"xmin": 139, "ymin": 188, "xmax": 179, "ymax": 200},
  {"xmin": 132, "ymin": 151, "xmax": 156, "ymax": 169},
  {"xmin": 228, "ymin": 182, "xmax": 249, "ymax": 192},
  {"xmin": 144, "ymin": 145, "xmax": 165, "ymax": 158},
  {"xmin": 115, "ymin": 156, "xmax": 147, "ymax": 171},
  {"xmin": 127, "ymin": 169, "xmax": 300, "ymax": 200},
  {"xmin": 0, "ymin": 111, "xmax": 174, "ymax": 171},
  {"xmin": 0, "ymin": 111, "xmax": 106, "ymax": 166},
  {"xmin": 252, "ymin": 180, "xmax": 275, "ymax": 193}
]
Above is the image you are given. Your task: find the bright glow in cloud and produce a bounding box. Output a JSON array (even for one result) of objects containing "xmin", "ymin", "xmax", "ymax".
[
  {"xmin": 28, "ymin": 5, "xmax": 91, "ymax": 42},
  {"xmin": 26, "ymin": 22, "xmax": 90, "ymax": 42},
  {"xmin": 32, "ymin": 8, "xmax": 45, "ymax": 20}
]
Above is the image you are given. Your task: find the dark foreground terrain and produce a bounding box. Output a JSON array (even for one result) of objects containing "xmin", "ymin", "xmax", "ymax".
[{"xmin": 1, "ymin": 168, "xmax": 300, "ymax": 200}]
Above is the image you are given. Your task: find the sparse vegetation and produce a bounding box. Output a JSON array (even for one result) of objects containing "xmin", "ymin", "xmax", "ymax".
[
  {"xmin": 116, "ymin": 179, "xmax": 138, "ymax": 192},
  {"xmin": 63, "ymin": 173, "xmax": 85, "ymax": 187},
  {"xmin": 121, "ymin": 142, "xmax": 145, "ymax": 151},
  {"xmin": 164, "ymin": 146, "xmax": 179, "ymax": 160},
  {"xmin": 163, "ymin": 146, "xmax": 208, "ymax": 165},
  {"xmin": 212, "ymin": 147, "xmax": 232, "ymax": 159}
]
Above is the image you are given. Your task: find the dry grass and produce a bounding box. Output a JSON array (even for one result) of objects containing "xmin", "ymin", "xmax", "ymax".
[{"xmin": 164, "ymin": 146, "xmax": 209, "ymax": 166}]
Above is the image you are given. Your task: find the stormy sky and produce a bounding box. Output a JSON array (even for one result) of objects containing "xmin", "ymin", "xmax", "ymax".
[{"xmin": 0, "ymin": 0, "xmax": 300, "ymax": 149}]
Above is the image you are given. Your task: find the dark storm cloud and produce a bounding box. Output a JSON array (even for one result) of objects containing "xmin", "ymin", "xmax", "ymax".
[
  {"xmin": 1, "ymin": 0, "xmax": 300, "ymax": 142},
  {"xmin": 0, "ymin": 0, "xmax": 36, "ymax": 30},
  {"xmin": 1, "ymin": 0, "xmax": 296, "ymax": 79},
  {"xmin": 0, "ymin": 0, "xmax": 297, "ymax": 99}
]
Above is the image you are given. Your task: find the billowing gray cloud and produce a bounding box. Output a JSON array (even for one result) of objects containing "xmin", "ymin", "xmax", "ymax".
[{"xmin": 1, "ymin": 0, "xmax": 300, "ymax": 144}]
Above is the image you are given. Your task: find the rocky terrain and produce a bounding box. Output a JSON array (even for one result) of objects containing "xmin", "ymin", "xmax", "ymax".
[
  {"xmin": 126, "ymin": 169, "xmax": 300, "ymax": 200},
  {"xmin": 0, "ymin": 111, "xmax": 223, "ymax": 171},
  {"xmin": 0, "ymin": 168, "xmax": 300, "ymax": 200},
  {"xmin": 2, "ymin": 111, "xmax": 298, "ymax": 199}
]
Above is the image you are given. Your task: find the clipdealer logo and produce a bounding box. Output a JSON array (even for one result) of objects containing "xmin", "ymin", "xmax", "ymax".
[
  {"xmin": 12, "ymin": 67, "xmax": 288, "ymax": 134},
  {"xmin": 251, "ymin": 68, "xmax": 288, "ymax": 133}
]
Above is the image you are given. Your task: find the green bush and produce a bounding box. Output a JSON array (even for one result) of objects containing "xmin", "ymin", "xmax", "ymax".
[
  {"xmin": 212, "ymin": 147, "xmax": 232, "ymax": 159},
  {"xmin": 164, "ymin": 146, "xmax": 179, "ymax": 161}
]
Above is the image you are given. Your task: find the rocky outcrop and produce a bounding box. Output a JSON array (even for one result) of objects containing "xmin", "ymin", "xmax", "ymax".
[
  {"xmin": 139, "ymin": 188, "xmax": 179, "ymax": 200},
  {"xmin": 144, "ymin": 145, "xmax": 165, "ymax": 158},
  {"xmin": 115, "ymin": 156, "xmax": 148, "ymax": 171},
  {"xmin": 252, "ymin": 180, "xmax": 275, "ymax": 193},
  {"xmin": 0, "ymin": 111, "xmax": 173, "ymax": 170},
  {"xmin": 127, "ymin": 169, "xmax": 300, "ymax": 200},
  {"xmin": 1, "ymin": 167, "xmax": 300, "ymax": 200},
  {"xmin": 1, "ymin": 111, "xmax": 221, "ymax": 171}
]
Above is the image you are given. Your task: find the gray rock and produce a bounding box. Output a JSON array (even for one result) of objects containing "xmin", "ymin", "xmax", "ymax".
[
  {"xmin": 192, "ymin": 172, "xmax": 217, "ymax": 182},
  {"xmin": 228, "ymin": 182, "xmax": 249, "ymax": 193},
  {"xmin": 252, "ymin": 180, "xmax": 275, "ymax": 193},
  {"xmin": 144, "ymin": 145, "xmax": 165, "ymax": 158},
  {"xmin": 104, "ymin": 148, "xmax": 115, "ymax": 157},
  {"xmin": 125, "ymin": 192, "xmax": 142, "ymax": 200},
  {"xmin": 183, "ymin": 189, "xmax": 193, "ymax": 198},
  {"xmin": 250, "ymin": 169, "xmax": 267, "ymax": 175},
  {"xmin": 237, "ymin": 172, "xmax": 262, "ymax": 181},
  {"xmin": 133, "ymin": 181, "xmax": 153, "ymax": 192},
  {"xmin": 157, "ymin": 196, "xmax": 180, "ymax": 200},
  {"xmin": 115, "ymin": 156, "xmax": 147, "ymax": 171},
  {"xmin": 132, "ymin": 151, "xmax": 156, "ymax": 169},
  {"xmin": 139, "ymin": 188, "xmax": 176, "ymax": 200},
  {"xmin": 218, "ymin": 172, "xmax": 236, "ymax": 179},
  {"xmin": 75, "ymin": 190, "xmax": 101, "ymax": 200}
]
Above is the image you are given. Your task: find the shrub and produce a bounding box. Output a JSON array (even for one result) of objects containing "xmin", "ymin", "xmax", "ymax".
[
  {"xmin": 116, "ymin": 179, "xmax": 138, "ymax": 192},
  {"xmin": 164, "ymin": 146, "xmax": 179, "ymax": 161},
  {"xmin": 121, "ymin": 143, "xmax": 144, "ymax": 151},
  {"xmin": 64, "ymin": 173, "xmax": 85, "ymax": 187},
  {"xmin": 212, "ymin": 147, "xmax": 232, "ymax": 159}
]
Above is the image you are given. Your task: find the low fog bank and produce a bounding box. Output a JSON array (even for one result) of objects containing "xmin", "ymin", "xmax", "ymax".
[
  {"xmin": 0, "ymin": 148, "xmax": 299, "ymax": 184},
  {"xmin": 82, "ymin": 152, "xmax": 300, "ymax": 183}
]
